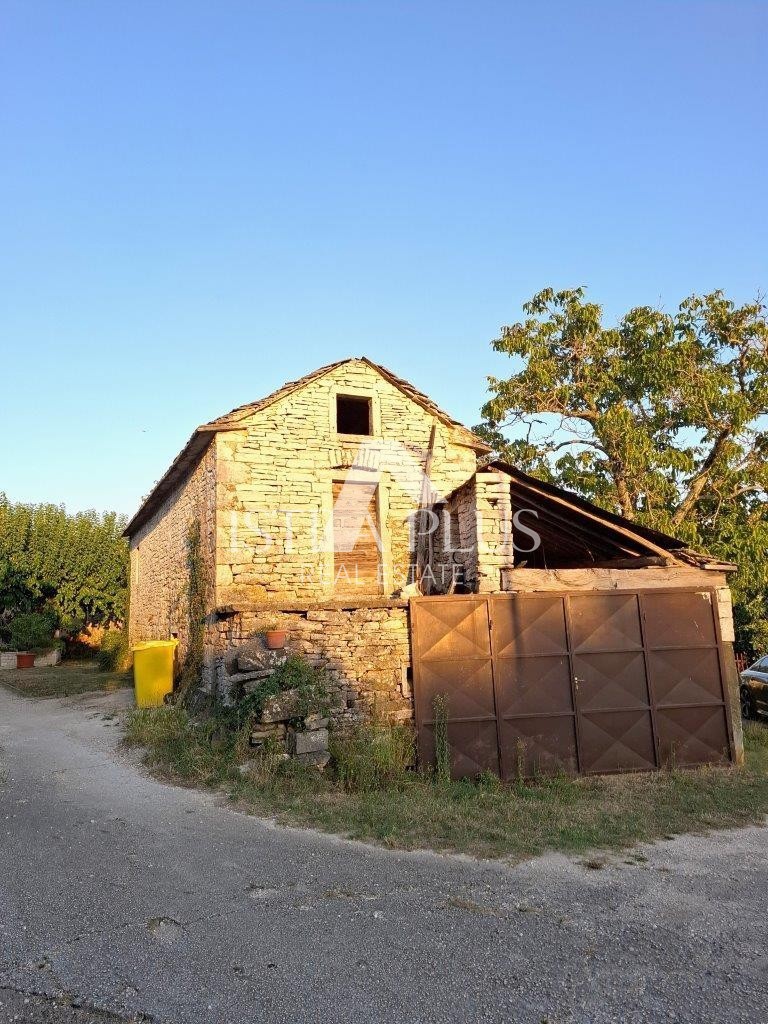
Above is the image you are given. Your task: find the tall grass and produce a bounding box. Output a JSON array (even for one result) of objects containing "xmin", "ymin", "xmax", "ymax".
[
  {"xmin": 432, "ymin": 694, "xmax": 451, "ymax": 785},
  {"xmin": 330, "ymin": 721, "xmax": 415, "ymax": 792},
  {"xmin": 123, "ymin": 706, "xmax": 768, "ymax": 861},
  {"xmin": 124, "ymin": 705, "xmax": 249, "ymax": 786}
]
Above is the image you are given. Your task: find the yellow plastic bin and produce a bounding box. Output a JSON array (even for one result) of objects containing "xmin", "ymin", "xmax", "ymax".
[{"xmin": 132, "ymin": 640, "xmax": 178, "ymax": 708}]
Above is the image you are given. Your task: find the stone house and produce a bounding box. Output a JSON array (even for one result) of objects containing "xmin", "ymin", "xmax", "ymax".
[
  {"xmin": 125, "ymin": 358, "xmax": 498, "ymax": 719},
  {"xmin": 125, "ymin": 358, "xmax": 742, "ymax": 774}
]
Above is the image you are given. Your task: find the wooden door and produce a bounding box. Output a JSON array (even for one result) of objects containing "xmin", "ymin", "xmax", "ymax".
[{"xmin": 332, "ymin": 480, "xmax": 381, "ymax": 595}]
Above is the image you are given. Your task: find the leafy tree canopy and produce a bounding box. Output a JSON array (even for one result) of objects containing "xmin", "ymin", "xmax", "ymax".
[
  {"xmin": 477, "ymin": 287, "xmax": 768, "ymax": 654},
  {"xmin": 0, "ymin": 495, "xmax": 128, "ymax": 629}
]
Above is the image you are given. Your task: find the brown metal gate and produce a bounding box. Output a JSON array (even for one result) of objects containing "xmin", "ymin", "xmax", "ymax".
[{"xmin": 410, "ymin": 590, "xmax": 735, "ymax": 779}]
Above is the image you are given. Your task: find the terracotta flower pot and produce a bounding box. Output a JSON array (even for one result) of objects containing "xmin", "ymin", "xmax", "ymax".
[
  {"xmin": 264, "ymin": 630, "xmax": 287, "ymax": 650},
  {"xmin": 16, "ymin": 652, "xmax": 35, "ymax": 669}
]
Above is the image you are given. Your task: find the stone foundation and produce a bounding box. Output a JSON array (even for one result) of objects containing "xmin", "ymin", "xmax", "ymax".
[{"xmin": 208, "ymin": 603, "xmax": 412, "ymax": 724}]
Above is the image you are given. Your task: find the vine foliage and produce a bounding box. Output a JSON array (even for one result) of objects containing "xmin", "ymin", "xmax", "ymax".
[{"xmin": 177, "ymin": 519, "xmax": 208, "ymax": 705}]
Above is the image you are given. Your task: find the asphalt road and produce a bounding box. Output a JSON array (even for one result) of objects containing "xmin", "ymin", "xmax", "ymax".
[{"xmin": 1, "ymin": 686, "xmax": 767, "ymax": 1024}]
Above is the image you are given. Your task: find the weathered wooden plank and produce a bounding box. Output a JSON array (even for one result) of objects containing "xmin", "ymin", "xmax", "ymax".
[
  {"xmin": 332, "ymin": 480, "xmax": 381, "ymax": 593},
  {"xmin": 567, "ymin": 556, "xmax": 668, "ymax": 569},
  {"xmin": 501, "ymin": 566, "xmax": 728, "ymax": 593}
]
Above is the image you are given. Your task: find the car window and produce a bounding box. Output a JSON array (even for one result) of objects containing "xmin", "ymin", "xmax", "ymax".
[{"xmin": 749, "ymin": 657, "xmax": 768, "ymax": 672}]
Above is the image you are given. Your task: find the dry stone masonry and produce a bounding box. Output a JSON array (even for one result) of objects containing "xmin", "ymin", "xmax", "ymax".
[
  {"xmin": 124, "ymin": 356, "xmax": 743, "ymax": 779},
  {"xmin": 215, "ymin": 606, "xmax": 412, "ymax": 725},
  {"xmin": 125, "ymin": 359, "xmax": 511, "ymax": 723},
  {"xmin": 213, "ymin": 361, "xmax": 481, "ymax": 607}
]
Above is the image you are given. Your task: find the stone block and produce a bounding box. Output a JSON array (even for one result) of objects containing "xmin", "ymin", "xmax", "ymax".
[
  {"xmin": 260, "ymin": 688, "xmax": 303, "ymax": 722},
  {"xmin": 237, "ymin": 646, "xmax": 287, "ymax": 673},
  {"xmin": 238, "ymin": 670, "xmax": 277, "ymax": 689},
  {"xmin": 288, "ymin": 728, "xmax": 329, "ymax": 755},
  {"xmin": 304, "ymin": 714, "xmax": 329, "ymax": 731},
  {"xmin": 249, "ymin": 724, "xmax": 286, "ymax": 744},
  {"xmin": 294, "ymin": 750, "xmax": 331, "ymax": 770},
  {"xmin": 216, "ymin": 564, "xmax": 233, "ymax": 587},
  {"xmin": 34, "ymin": 649, "xmax": 62, "ymax": 667}
]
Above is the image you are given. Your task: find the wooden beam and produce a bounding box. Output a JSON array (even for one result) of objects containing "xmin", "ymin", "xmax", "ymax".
[
  {"xmin": 501, "ymin": 566, "xmax": 728, "ymax": 593},
  {"xmin": 511, "ymin": 486, "xmax": 646, "ymax": 559},
  {"xmin": 415, "ymin": 423, "xmax": 438, "ymax": 595},
  {"xmin": 561, "ymin": 556, "xmax": 670, "ymax": 570},
  {"xmin": 509, "ymin": 476, "xmax": 679, "ymax": 562}
]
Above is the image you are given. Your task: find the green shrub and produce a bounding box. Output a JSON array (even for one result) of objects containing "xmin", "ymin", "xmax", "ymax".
[
  {"xmin": 8, "ymin": 611, "xmax": 57, "ymax": 652},
  {"xmin": 96, "ymin": 630, "xmax": 130, "ymax": 672},
  {"xmin": 330, "ymin": 721, "xmax": 415, "ymax": 792},
  {"xmin": 233, "ymin": 654, "xmax": 330, "ymax": 725}
]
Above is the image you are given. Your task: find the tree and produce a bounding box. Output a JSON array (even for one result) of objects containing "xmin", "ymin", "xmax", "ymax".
[
  {"xmin": 0, "ymin": 495, "xmax": 129, "ymax": 631},
  {"xmin": 477, "ymin": 287, "xmax": 768, "ymax": 654}
]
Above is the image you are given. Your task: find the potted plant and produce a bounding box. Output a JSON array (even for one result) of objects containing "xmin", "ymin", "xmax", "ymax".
[
  {"xmin": 261, "ymin": 615, "xmax": 288, "ymax": 650},
  {"xmin": 9, "ymin": 612, "xmax": 58, "ymax": 670}
]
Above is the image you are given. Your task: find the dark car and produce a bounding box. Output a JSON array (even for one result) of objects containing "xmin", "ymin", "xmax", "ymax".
[{"xmin": 740, "ymin": 656, "xmax": 768, "ymax": 719}]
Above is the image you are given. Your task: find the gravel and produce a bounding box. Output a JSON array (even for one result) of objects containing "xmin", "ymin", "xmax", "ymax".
[{"xmin": 1, "ymin": 685, "xmax": 766, "ymax": 1024}]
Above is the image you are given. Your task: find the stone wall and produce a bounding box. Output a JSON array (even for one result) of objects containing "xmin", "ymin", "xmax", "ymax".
[
  {"xmin": 429, "ymin": 468, "xmax": 515, "ymax": 594},
  {"xmin": 215, "ymin": 360, "xmax": 480, "ymax": 607},
  {"xmin": 210, "ymin": 604, "xmax": 412, "ymax": 723},
  {"xmin": 128, "ymin": 443, "xmax": 216, "ymax": 662},
  {"xmin": 126, "ymin": 360, "xmax": 496, "ymax": 706},
  {"xmin": 430, "ymin": 478, "xmax": 478, "ymax": 592},
  {"xmin": 474, "ymin": 468, "xmax": 515, "ymax": 593}
]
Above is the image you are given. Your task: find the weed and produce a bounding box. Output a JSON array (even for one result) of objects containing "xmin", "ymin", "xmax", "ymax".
[
  {"xmin": 228, "ymin": 655, "xmax": 330, "ymax": 730},
  {"xmin": 122, "ymin": 709, "xmax": 768, "ymax": 862},
  {"xmin": 330, "ymin": 721, "xmax": 415, "ymax": 793},
  {"xmin": 433, "ymin": 693, "xmax": 450, "ymax": 785},
  {"xmin": 124, "ymin": 705, "xmax": 245, "ymax": 786},
  {"xmin": 744, "ymin": 721, "xmax": 768, "ymax": 749},
  {"xmin": 476, "ymin": 770, "xmax": 503, "ymax": 791}
]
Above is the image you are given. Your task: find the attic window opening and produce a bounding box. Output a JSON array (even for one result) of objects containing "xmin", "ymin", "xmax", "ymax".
[{"xmin": 336, "ymin": 395, "xmax": 372, "ymax": 436}]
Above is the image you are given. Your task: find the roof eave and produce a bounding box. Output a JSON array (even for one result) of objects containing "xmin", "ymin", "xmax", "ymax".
[{"xmin": 123, "ymin": 428, "xmax": 216, "ymax": 539}]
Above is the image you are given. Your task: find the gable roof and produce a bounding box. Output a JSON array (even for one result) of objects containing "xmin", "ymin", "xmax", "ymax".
[
  {"xmin": 124, "ymin": 358, "xmax": 490, "ymax": 538},
  {"xmin": 199, "ymin": 357, "xmax": 488, "ymax": 444}
]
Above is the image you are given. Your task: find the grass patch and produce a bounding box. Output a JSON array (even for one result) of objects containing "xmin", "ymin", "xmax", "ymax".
[
  {"xmin": 123, "ymin": 707, "xmax": 768, "ymax": 861},
  {"xmin": 124, "ymin": 705, "xmax": 250, "ymax": 787},
  {"xmin": 0, "ymin": 660, "xmax": 133, "ymax": 698}
]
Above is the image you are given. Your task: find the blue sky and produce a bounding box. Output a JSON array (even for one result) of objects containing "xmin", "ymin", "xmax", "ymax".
[{"xmin": 1, "ymin": 1, "xmax": 765, "ymax": 517}]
